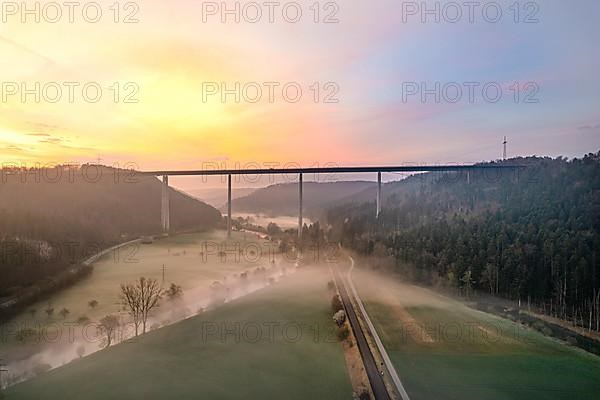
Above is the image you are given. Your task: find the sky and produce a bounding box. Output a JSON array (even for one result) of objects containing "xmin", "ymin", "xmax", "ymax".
[{"xmin": 1, "ymin": 0, "xmax": 599, "ymax": 181}]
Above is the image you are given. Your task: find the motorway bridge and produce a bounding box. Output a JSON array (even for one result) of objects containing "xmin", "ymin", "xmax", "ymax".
[{"xmin": 140, "ymin": 164, "xmax": 521, "ymax": 239}]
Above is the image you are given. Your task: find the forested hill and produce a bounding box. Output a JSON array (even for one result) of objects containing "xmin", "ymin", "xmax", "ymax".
[
  {"xmin": 0, "ymin": 165, "xmax": 221, "ymax": 295},
  {"xmin": 232, "ymin": 181, "xmax": 376, "ymax": 217},
  {"xmin": 326, "ymin": 153, "xmax": 600, "ymax": 331}
]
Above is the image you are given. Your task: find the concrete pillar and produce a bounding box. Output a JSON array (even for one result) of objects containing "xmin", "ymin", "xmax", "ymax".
[
  {"xmin": 376, "ymin": 171, "xmax": 382, "ymax": 218},
  {"xmin": 161, "ymin": 175, "xmax": 170, "ymax": 233},
  {"xmin": 298, "ymin": 173, "xmax": 303, "ymax": 240},
  {"xmin": 227, "ymin": 174, "xmax": 232, "ymax": 238}
]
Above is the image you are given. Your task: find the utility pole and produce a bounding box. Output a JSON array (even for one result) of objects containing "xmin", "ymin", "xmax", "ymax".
[
  {"xmin": 162, "ymin": 264, "xmax": 166, "ymax": 286},
  {"xmin": 0, "ymin": 358, "xmax": 8, "ymax": 392},
  {"xmin": 503, "ymin": 136, "xmax": 508, "ymax": 160},
  {"xmin": 113, "ymin": 300, "xmax": 128, "ymax": 343},
  {"xmin": 298, "ymin": 173, "xmax": 303, "ymax": 241}
]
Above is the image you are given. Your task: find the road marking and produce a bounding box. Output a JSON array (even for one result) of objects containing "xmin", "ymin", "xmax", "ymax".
[{"xmin": 346, "ymin": 256, "xmax": 411, "ymax": 400}]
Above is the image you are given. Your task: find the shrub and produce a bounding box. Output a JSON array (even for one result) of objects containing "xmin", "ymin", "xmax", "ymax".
[
  {"xmin": 359, "ymin": 389, "xmax": 371, "ymax": 400},
  {"xmin": 166, "ymin": 283, "xmax": 183, "ymax": 300},
  {"xmin": 353, "ymin": 389, "xmax": 371, "ymax": 400},
  {"xmin": 337, "ymin": 325, "xmax": 350, "ymax": 341},
  {"xmin": 331, "ymin": 294, "xmax": 343, "ymax": 313},
  {"xmin": 333, "ymin": 310, "xmax": 346, "ymax": 327},
  {"xmin": 59, "ymin": 307, "xmax": 70, "ymax": 319},
  {"xmin": 45, "ymin": 305, "xmax": 54, "ymax": 318}
]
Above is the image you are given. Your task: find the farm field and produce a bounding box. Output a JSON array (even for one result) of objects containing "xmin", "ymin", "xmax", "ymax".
[
  {"xmin": 353, "ymin": 268, "xmax": 600, "ymax": 400},
  {"xmin": 5, "ymin": 268, "xmax": 353, "ymax": 400},
  {"xmin": 0, "ymin": 230, "xmax": 289, "ymax": 382}
]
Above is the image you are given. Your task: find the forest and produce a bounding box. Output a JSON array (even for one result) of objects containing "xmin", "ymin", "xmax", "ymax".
[{"xmin": 326, "ymin": 153, "xmax": 600, "ymax": 332}]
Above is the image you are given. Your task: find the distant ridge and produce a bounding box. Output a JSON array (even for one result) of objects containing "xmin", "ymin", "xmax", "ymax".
[
  {"xmin": 187, "ymin": 187, "xmax": 256, "ymax": 209},
  {"xmin": 231, "ymin": 181, "xmax": 377, "ymax": 217}
]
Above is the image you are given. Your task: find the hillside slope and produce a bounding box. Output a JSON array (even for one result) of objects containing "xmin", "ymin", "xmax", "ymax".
[
  {"xmin": 232, "ymin": 181, "xmax": 377, "ymax": 217},
  {"xmin": 0, "ymin": 165, "xmax": 222, "ymax": 295},
  {"xmin": 187, "ymin": 187, "xmax": 256, "ymax": 209}
]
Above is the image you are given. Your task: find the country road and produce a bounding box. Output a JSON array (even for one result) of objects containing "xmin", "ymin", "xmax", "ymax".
[{"xmin": 332, "ymin": 263, "xmax": 391, "ymax": 400}]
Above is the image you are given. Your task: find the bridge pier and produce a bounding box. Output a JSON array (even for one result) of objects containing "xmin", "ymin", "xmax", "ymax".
[
  {"xmin": 298, "ymin": 173, "xmax": 303, "ymax": 240},
  {"xmin": 161, "ymin": 175, "xmax": 170, "ymax": 233},
  {"xmin": 227, "ymin": 174, "xmax": 232, "ymax": 238},
  {"xmin": 376, "ymin": 171, "xmax": 382, "ymax": 218}
]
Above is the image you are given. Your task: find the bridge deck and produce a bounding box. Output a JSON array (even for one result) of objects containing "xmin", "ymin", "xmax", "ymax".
[{"xmin": 140, "ymin": 164, "xmax": 521, "ymax": 176}]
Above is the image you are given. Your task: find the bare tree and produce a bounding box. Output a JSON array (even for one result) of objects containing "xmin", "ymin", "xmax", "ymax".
[
  {"xmin": 120, "ymin": 277, "xmax": 163, "ymax": 336},
  {"xmin": 99, "ymin": 315, "xmax": 120, "ymax": 348},
  {"xmin": 120, "ymin": 283, "xmax": 142, "ymax": 336}
]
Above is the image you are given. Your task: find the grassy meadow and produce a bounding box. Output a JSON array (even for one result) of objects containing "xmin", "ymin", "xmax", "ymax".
[
  {"xmin": 354, "ymin": 268, "xmax": 600, "ymax": 400},
  {"xmin": 5, "ymin": 268, "xmax": 352, "ymax": 399},
  {"xmin": 0, "ymin": 230, "xmax": 291, "ymax": 379}
]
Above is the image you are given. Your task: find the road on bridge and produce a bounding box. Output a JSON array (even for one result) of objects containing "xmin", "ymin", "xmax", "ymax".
[{"xmin": 332, "ymin": 264, "xmax": 392, "ymax": 400}]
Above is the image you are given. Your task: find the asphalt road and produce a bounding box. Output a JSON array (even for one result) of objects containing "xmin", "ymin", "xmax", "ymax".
[{"xmin": 332, "ymin": 265, "xmax": 391, "ymax": 400}]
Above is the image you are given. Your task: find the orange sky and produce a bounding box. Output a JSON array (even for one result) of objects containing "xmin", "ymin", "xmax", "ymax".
[
  {"xmin": 0, "ymin": 0, "xmax": 372, "ymax": 169},
  {"xmin": 1, "ymin": 1, "xmax": 599, "ymax": 171}
]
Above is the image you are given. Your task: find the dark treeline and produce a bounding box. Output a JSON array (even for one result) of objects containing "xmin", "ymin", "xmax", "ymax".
[
  {"xmin": 0, "ymin": 165, "xmax": 222, "ymax": 298},
  {"xmin": 326, "ymin": 153, "xmax": 600, "ymax": 332}
]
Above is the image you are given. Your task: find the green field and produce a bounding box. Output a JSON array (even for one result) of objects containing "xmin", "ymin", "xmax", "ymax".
[
  {"xmin": 0, "ymin": 230, "xmax": 290, "ymax": 379},
  {"xmin": 354, "ymin": 269, "xmax": 600, "ymax": 400},
  {"xmin": 5, "ymin": 268, "xmax": 352, "ymax": 399}
]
